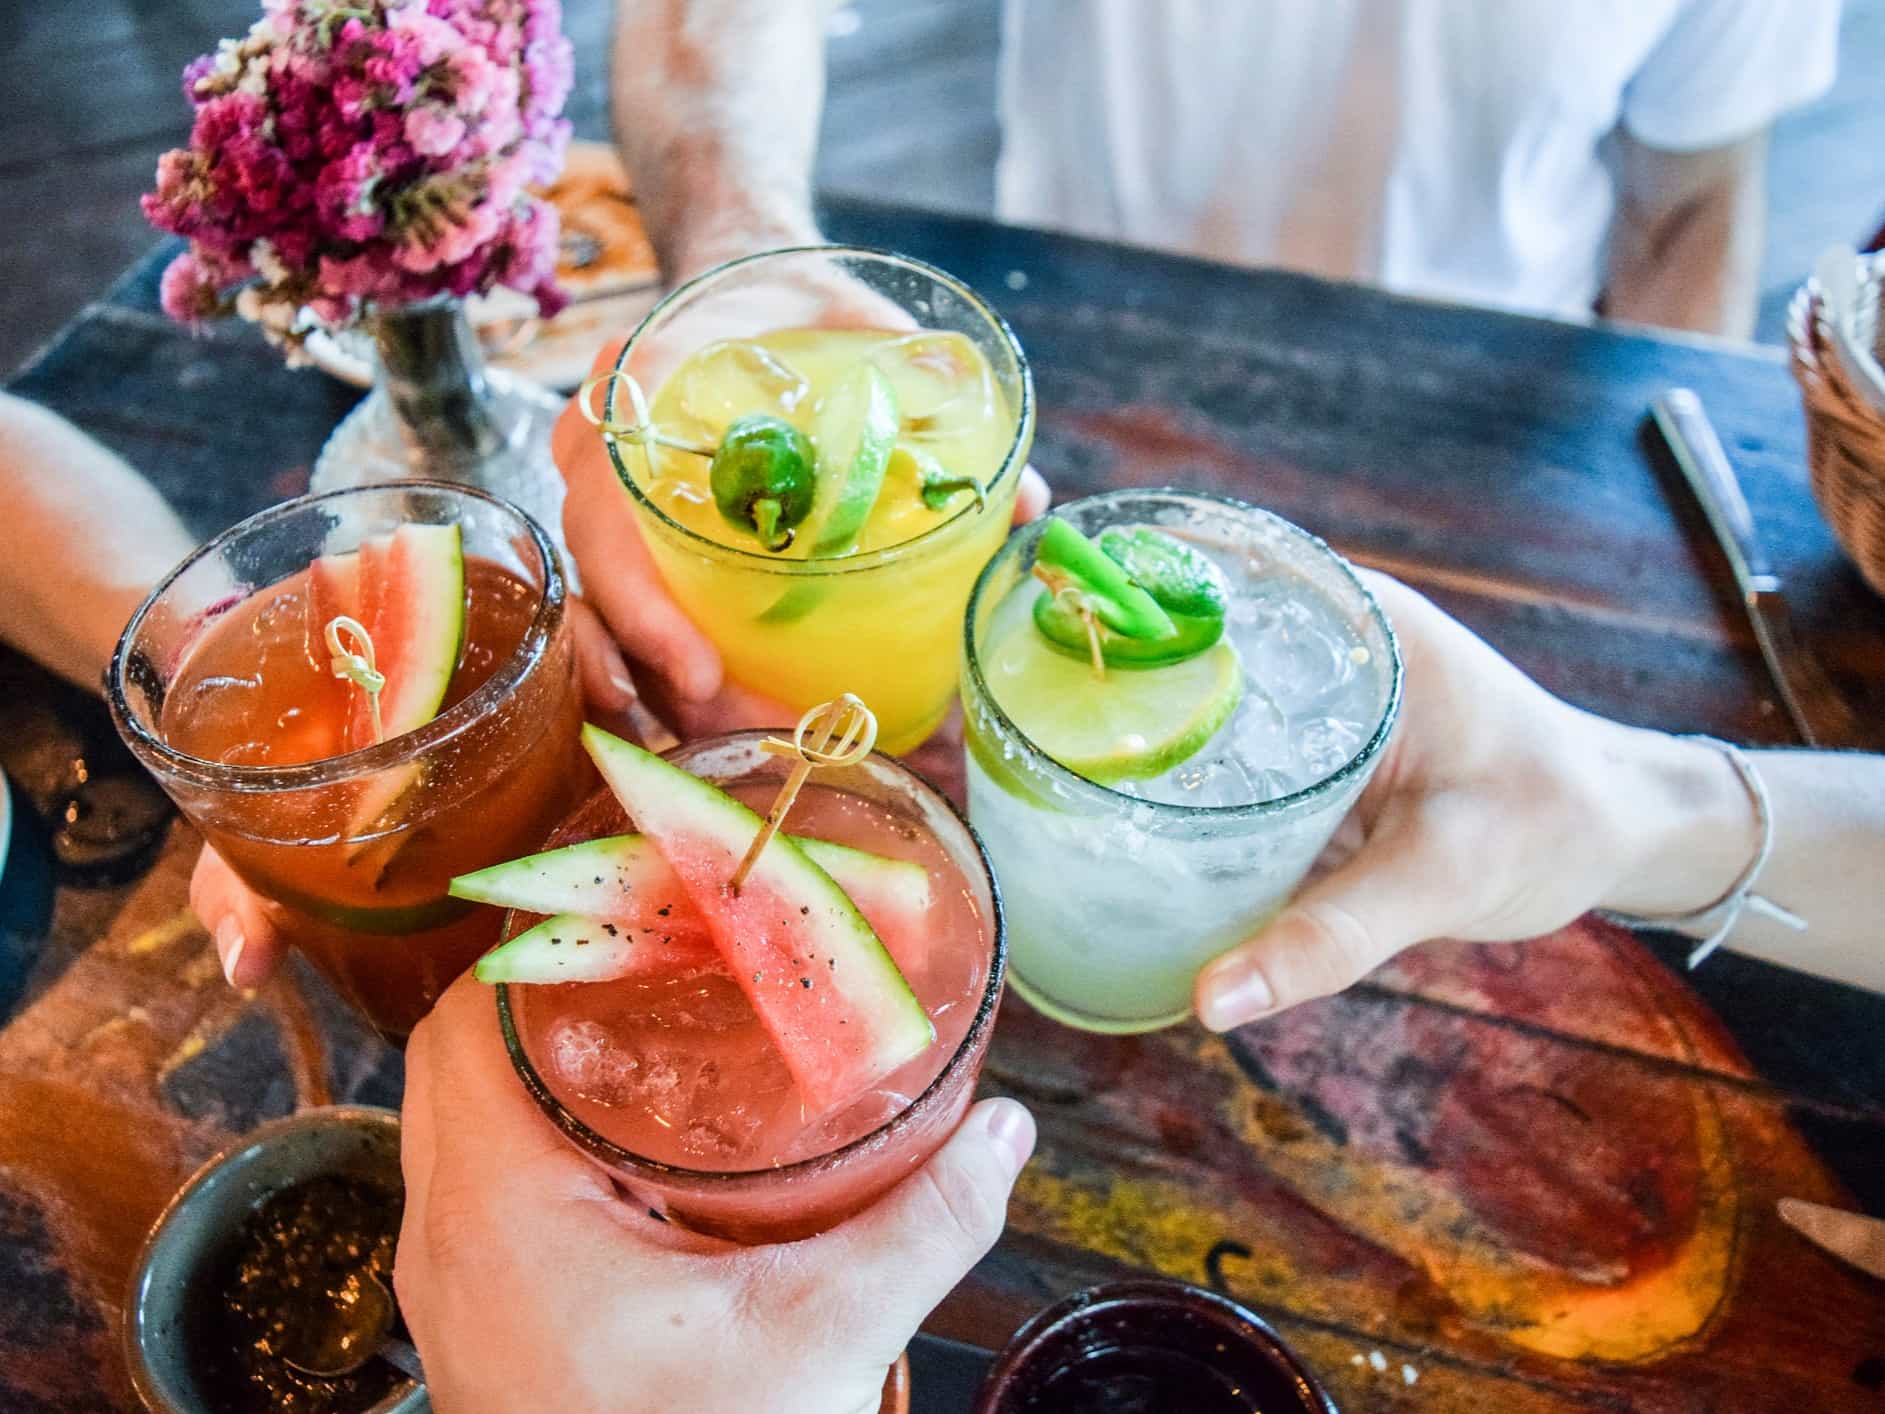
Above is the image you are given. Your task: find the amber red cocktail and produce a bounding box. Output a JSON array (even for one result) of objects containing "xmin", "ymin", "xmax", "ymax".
[
  {"xmin": 495, "ymin": 731, "xmax": 1005, "ymax": 1243},
  {"xmin": 111, "ymin": 484, "xmax": 589, "ymax": 1039}
]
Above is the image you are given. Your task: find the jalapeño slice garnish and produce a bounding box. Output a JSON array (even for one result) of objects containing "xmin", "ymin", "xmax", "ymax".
[{"xmin": 1033, "ymin": 522, "xmax": 1229, "ymax": 669}]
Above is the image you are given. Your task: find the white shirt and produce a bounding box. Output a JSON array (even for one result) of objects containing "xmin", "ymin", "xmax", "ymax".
[{"xmin": 996, "ymin": 0, "xmax": 1839, "ymax": 320}]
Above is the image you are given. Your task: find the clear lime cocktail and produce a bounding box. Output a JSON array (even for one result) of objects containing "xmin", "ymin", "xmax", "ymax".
[
  {"xmin": 961, "ymin": 490, "xmax": 1402, "ymax": 1034},
  {"xmin": 603, "ymin": 247, "xmax": 1034, "ymax": 754}
]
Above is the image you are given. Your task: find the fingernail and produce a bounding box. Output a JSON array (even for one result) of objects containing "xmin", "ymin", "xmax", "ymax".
[
  {"xmin": 1198, "ymin": 960, "xmax": 1273, "ymax": 1033},
  {"xmin": 607, "ymin": 671, "xmax": 637, "ymax": 705},
  {"xmin": 983, "ymin": 1099, "xmax": 1036, "ymax": 1179},
  {"xmin": 215, "ymin": 916, "xmax": 247, "ymax": 988}
]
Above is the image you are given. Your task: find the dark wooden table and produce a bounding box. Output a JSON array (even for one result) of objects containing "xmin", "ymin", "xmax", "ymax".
[{"xmin": 4, "ymin": 200, "xmax": 1883, "ymax": 1413}]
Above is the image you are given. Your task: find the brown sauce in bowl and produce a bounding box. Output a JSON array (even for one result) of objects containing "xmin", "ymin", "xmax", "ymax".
[{"xmin": 183, "ymin": 1173, "xmax": 405, "ymax": 1413}]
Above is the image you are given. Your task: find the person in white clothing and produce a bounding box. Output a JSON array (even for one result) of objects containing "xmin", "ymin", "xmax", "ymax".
[
  {"xmin": 615, "ymin": 0, "xmax": 1839, "ymax": 337},
  {"xmin": 995, "ymin": 0, "xmax": 1841, "ymax": 331}
]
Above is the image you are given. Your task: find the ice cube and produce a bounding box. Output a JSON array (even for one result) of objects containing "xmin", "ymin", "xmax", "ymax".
[
  {"xmin": 666, "ymin": 339, "xmax": 809, "ymax": 442},
  {"xmin": 869, "ymin": 331, "xmax": 996, "ymax": 440},
  {"xmin": 547, "ymin": 1019, "xmax": 642, "ymax": 1108},
  {"xmin": 1242, "ymin": 602, "xmax": 1355, "ymax": 715},
  {"xmin": 677, "ymin": 1105, "xmax": 763, "ymax": 1162},
  {"xmin": 1295, "ymin": 715, "xmax": 1366, "ymax": 780},
  {"xmin": 777, "ymin": 1088, "xmax": 913, "ymax": 1165}
]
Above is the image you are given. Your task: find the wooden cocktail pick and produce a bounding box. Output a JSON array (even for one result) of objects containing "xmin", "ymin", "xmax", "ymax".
[
  {"xmin": 576, "ymin": 367, "xmax": 718, "ymax": 460},
  {"xmin": 325, "ymin": 615, "xmax": 386, "ymax": 745},
  {"xmin": 1034, "ymin": 566, "xmax": 1108, "ymax": 679},
  {"xmin": 729, "ymin": 694, "xmax": 879, "ymax": 891}
]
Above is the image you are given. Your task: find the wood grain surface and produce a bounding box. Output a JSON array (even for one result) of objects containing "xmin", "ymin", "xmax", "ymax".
[{"xmin": 3, "ymin": 204, "xmax": 1882, "ymax": 1412}]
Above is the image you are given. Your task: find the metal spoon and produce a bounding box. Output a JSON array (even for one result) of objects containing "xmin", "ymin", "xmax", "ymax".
[{"xmin": 280, "ymin": 1269, "xmax": 423, "ymax": 1382}]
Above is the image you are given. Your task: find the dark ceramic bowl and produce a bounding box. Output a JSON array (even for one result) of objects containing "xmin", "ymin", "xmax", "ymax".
[
  {"xmin": 124, "ymin": 1106, "xmax": 424, "ymax": 1414},
  {"xmin": 972, "ymin": 1279, "xmax": 1337, "ymax": 1414}
]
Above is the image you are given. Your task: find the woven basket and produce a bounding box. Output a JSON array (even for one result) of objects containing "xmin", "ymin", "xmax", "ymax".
[{"xmin": 1788, "ymin": 251, "xmax": 1885, "ymax": 596}]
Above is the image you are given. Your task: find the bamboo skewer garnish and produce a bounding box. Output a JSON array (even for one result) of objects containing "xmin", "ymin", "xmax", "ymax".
[
  {"xmin": 729, "ymin": 694, "xmax": 879, "ymax": 892},
  {"xmin": 325, "ymin": 615, "xmax": 387, "ymax": 745},
  {"xmin": 577, "ymin": 368, "xmax": 719, "ymax": 462}
]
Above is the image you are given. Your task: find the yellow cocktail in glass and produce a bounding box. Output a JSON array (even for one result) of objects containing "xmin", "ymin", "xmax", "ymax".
[{"xmin": 602, "ymin": 247, "xmax": 1034, "ymax": 754}]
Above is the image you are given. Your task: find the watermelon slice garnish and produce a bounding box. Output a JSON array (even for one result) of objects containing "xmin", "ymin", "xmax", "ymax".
[
  {"xmin": 578, "ymin": 725, "xmax": 935, "ymax": 1114},
  {"xmin": 306, "ymin": 549, "xmax": 361, "ymax": 661},
  {"xmin": 348, "ymin": 523, "xmax": 466, "ymax": 748},
  {"xmin": 308, "ymin": 523, "xmax": 466, "ymax": 847},
  {"xmin": 450, "ymin": 829, "xmax": 934, "ymax": 972},
  {"xmin": 460, "ymin": 832, "xmax": 932, "ymax": 982}
]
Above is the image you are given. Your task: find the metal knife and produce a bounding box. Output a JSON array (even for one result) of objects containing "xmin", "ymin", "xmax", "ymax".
[
  {"xmin": 1650, "ymin": 388, "xmax": 1868, "ymax": 749},
  {"xmin": 1779, "ymin": 1198, "xmax": 1885, "ymax": 1280}
]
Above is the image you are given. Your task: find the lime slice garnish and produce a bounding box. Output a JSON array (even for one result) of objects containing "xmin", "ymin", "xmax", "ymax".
[
  {"xmin": 805, "ymin": 363, "xmax": 899, "ymax": 557},
  {"xmin": 989, "ymin": 624, "xmax": 1244, "ymax": 784},
  {"xmin": 757, "ymin": 363, "xmax": 900, "ymax": 623}
]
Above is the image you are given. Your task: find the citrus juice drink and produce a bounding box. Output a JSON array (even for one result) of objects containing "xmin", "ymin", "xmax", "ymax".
[
  {"xmin": 604, "ymin": 247, "xmax": 1033, "ymax": 753},
  {"xmin": 111, "ymin": 485, "xmax": 588, "ymax": 1039},
  {"xmin": 491, "ymin": 731, "xmax": 1005, "ymax": 1243},
  {"xmin": 961, "ymin": 491, "xmax": 1402, "ymax": 1034}
]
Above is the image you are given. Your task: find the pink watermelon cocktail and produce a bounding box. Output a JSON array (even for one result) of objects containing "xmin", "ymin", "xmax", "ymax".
[{"xmin": 496, "ymin": 731, "xmax": 1005, "ymax": 1244}]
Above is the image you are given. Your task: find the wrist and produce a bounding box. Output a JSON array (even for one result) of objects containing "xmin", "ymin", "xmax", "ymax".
[
  {"xmin": 667, "ymin": 210, "xmax": 821, "ymax": 284},
  {"xmin": 1598, "ymin": 728, "xmax": 1761, "ymax": 923},
  {"xmin": 650, "ymin": 185, "xmax": 821, "ymax": 288}
]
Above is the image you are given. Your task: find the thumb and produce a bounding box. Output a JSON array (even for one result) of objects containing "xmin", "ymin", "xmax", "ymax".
[
  {"xmin": 1194, "ymin": 808, "xmax": 1455, "ymax": 1030},
  {"xmin": 803, "ymin": 1098, "xmax": 1034, "ymax": 1344}
]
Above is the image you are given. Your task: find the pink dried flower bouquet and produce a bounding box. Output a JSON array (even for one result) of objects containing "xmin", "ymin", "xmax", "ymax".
[{"xmin": 145, "ymin": 0, "xmax": 574, "ymax": 350}]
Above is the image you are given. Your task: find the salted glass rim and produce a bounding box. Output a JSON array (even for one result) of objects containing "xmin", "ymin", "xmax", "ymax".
[
  {"xmin": 496, "ymin": 730, "xmax": 1008, "ymax": 1189},
  {"xmin": 108, "ymin": 481, "xmax": 565, "ymax": 794},
  {"xmin": 962, "ymin": 487, "xmax": 1405, "ymax": 821},
  {"xmin": 604, "ymin": 244, "xmax": 1035, "ymax": 576}
]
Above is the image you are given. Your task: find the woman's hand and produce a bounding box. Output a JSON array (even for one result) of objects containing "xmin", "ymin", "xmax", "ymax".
[
  {"xmin": 1194, "ymin": 572, "xmax": 1759, "ymax": 1030},
  {"xmin": 396, "ymin": 974, "xmax": 1037, "ymax": 1414}
]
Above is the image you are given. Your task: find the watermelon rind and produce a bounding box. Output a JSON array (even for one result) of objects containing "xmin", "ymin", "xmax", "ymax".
[
  {"xmin": 450, "ymin": 832, "xmax": 930, "ymax": 924},
  {"xmin": 475, "ymin": 912, "xmax": 715, "ymax": 984}
]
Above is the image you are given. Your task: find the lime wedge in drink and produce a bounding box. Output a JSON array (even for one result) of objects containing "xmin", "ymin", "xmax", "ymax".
[
  {"xmin": 989, "ymin": 623, "xmax": 1244, "ymax": 785},
  {"xmin": 805, "ymin": 362, "xmax": 899, "ymax": 556},
  {"xmin": 758, "ymin": 363, "xmax": 900, "ymax": 622}
]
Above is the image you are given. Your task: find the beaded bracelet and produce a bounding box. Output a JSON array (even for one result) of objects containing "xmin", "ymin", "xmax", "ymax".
[{"xmin": 1608, "ymin": 735, "xmax": 1807, "ymax": 968}]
